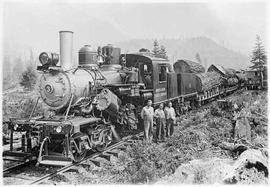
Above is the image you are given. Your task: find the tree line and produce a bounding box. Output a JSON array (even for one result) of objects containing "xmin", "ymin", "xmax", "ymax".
[{"xmin": 4, "ymin": 35, "xmax": 267, "ymax": 91}]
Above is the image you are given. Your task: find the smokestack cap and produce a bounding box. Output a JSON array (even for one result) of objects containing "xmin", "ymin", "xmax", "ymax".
[{"xmin": 59, "ymin": 30, "xmax": 74, "ymax": 33}]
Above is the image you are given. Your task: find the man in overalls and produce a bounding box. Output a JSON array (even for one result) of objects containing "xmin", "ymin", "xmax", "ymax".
[{"xmin": 141, "ymin": 100, "xmax": 154, "ymax": 142}]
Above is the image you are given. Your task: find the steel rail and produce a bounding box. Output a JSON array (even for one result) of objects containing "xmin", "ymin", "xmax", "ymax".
[
  {"xmin": 29, "ymin": 132, "xmax": 144, "ymax": 185},
  {"xmin": 3, "ymin": 161, "xmax": 33, "ymax": 174}
]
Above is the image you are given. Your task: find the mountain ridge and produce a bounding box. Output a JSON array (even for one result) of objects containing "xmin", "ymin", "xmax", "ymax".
[{"xmin": 115, "ymin": 36, "xmax": 250, "ymax": 70}]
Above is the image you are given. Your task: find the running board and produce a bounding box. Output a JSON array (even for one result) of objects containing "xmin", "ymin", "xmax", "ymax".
[
  {"xmin": 37, "ymin": 155, "xmax": 72, "ymax": 166},
  {"xmin": 3, "ymin": 151, "xmax": 36, "ymax": 162}
]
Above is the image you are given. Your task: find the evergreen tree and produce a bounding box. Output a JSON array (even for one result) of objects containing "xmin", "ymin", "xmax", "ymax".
[
  {"xmin": 250, "ymin": 35, "xmax": 267, "ymax": 88},
  {"xmin": 195, "ymin": 52, "xmax": 202, "ymax": 63},
  {"xmin": 29, "ymin": 49, "xmax": 36, "ymax": 66},
  {"xmin": 152, "ymin": 39, "xmax": 160, "ymax": 56},
  {"xmin": 159, "ymin": 45, "xmax": 168, "ymax": 60},
  {"xmin": 13, "ymin": 57, "xmax": 24, "ymax": 77}
]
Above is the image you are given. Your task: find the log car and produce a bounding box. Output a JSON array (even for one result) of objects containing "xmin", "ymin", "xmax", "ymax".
[{"xmin": 196, "ymin": 71, "xmax": 225, "ymax": 105}]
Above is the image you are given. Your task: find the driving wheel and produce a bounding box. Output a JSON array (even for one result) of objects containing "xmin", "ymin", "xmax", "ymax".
[
  {"xmin": 70, "ymin": 132, "xmax": 88, "ymax": 162},
  {"xmin": 96, "ymin": 129, "xmax": 113, "ymax": 152}
]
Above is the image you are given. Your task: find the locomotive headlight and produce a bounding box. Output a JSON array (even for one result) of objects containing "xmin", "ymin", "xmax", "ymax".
[
  {"xmin": 55, "ymin": 126, "xmax": 62, "ymax": 133},
  {"xmin": 39, "ymin": 52, "xmax": 59, "ymax": 66},
  {"xmin": 39, "ymin": 52, "xmax": 49, "ymax": 65}
]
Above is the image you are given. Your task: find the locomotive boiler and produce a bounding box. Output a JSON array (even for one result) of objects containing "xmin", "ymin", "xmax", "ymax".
[{"xmin": 39, "ymin": 31, "xmax": 123, "ymax": 111}]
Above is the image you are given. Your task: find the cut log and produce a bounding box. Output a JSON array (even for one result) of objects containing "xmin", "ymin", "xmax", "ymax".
[
  {"xmin": 223, "ymin": 149, "xmax": 268, "ymax": 184},
  {"xmin": 218, "ymin": 142, "xmax": 248, "ymax": 155},
  {"xmin": 196, "ymin": 71, "xmax": 224, "ymax": 91},
  {"xmin": 174, "ymin": 59, "xmax": 205, "ymax": 74}
]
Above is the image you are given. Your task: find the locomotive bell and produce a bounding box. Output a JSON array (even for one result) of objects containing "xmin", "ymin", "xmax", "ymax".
[{"xmin": 78, "ymin": 45, "xmax": 98, "ymax": 66}]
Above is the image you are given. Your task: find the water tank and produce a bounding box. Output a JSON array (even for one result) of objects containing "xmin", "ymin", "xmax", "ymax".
[{"xmin": 78, "ymin": 45, "xmax": 97, "ymax": 66}]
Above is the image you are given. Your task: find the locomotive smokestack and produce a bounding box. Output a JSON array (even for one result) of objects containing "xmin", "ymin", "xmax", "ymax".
[{"xmin": 59, "ymin": 31, "xmax": 74, "ymax": 70}]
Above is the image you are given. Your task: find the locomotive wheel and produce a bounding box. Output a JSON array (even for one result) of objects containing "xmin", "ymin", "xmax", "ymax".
[
  {"xmin": 70, "ymin": 132, "xmax": 88, "ymax": 162},
  {"xmin": 96, "ymin": 129, "xmax": 113, "ymax": 152}
]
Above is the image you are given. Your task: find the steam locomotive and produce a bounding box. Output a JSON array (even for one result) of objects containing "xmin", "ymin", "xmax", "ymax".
[{"xmin": 4, "ymin": 31, "xmax": 243, "ymax": 166}]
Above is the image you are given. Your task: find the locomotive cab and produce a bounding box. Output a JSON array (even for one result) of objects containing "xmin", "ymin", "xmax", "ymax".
[{"xmin": 125, "ymin": 53, "xmax": 173, "ymax": 105}]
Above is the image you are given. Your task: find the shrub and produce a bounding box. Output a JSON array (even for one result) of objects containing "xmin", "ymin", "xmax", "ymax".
[
  {"xmin": 115, "ymin": 141, "xmax": 180, "ymax": 184},
  {"xmin": 20, "ymin": 65, "xmax": 37, "ymax": 91},
  {"xmin": 210, "ymin": 103, "xmax": 222, "ymax": 117}
]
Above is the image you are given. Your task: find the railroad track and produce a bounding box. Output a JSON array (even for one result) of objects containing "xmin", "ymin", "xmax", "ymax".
[
  {"xmin": 3, "ymin": 131, "xmax": 144, "ymax": 185},
  {"xmin": 3, "ymin": 160, "xmax": 35, "ymax": 174}
]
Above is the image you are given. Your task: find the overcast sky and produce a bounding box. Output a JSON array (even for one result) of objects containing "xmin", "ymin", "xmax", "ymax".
[{"xmin": 3, "ymin": 0, "xmax": 267, "ymax": 58}]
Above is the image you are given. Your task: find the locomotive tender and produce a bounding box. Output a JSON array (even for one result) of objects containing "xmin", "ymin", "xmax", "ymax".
[{"xmin": 4, "ymin": 31, "xmax": 241, "ymax": 166}]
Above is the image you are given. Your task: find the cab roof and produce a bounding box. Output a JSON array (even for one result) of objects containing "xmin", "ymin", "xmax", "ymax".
[{"xmin": 125, "ymin": 53, "xmax": 171, "ymax": 66}]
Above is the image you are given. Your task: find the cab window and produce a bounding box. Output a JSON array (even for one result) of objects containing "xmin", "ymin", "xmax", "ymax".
[{"xmin": 159, "ymin": 65, "xmax": 167, "ymax": 82}]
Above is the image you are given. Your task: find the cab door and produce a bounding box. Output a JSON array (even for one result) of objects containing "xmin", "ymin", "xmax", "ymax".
[{"xmin": 153, "ymin": 64, "xmax": 167, "ymax": 103}]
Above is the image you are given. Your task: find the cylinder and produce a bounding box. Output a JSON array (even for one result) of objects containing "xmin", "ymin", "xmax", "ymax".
[{"xmin": 59, "ymin": 31, "xmax": 74, "ymax": 70}]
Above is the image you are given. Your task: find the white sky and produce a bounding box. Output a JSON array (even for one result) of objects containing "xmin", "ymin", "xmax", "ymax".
[{"xmin": 2, "ymin": 0, "xmax": 268, "ymax": 57}]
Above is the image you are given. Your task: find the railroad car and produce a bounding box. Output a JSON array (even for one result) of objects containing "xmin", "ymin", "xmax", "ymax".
[{"xmin": 245, "ymin": 68, "xmax": 267, "ymax": 90}]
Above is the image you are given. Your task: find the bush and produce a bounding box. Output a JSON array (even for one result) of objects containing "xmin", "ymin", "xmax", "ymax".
[
  {"xmin": 210, "ymin": 103, "xmax": 222, "ymax": 117},
  {"xmin": 3, "ymin": 91, "xmax": 47, "ymax": 119},
  {"xmin": 115, "ymin": 141, "xmax": 179, "ymax": 184},
  {"xmin": 20, "ymin": 65, "xmax": 37, "ymax": 91}
]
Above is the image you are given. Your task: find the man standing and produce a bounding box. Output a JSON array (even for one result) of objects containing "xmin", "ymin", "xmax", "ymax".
[
  {"xmin": 141, "ymin": 100, "xmax": 154, "ymax": 141},
  {"xmin": 154, "ymin": 103, "xmax": 166, "ymax": 142},
  {"xmin": 165, "ymin": 102, "xmax": 176, "ymax": 137}
]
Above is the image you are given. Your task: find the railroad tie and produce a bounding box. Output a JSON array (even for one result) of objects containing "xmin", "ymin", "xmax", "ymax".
[
  {"xmin": 106, "ymin": 151, "xmax": 119, "ymax": 158},
  {"xmin": 89, "ymin": 159, "xmax": 101, "ymax": 167},
  {"xmin": 116, "ymin": 145, "xmax": 127, "ymax": 151},
  {"xmin": 99, "ymin": 153, "xmax": 111, "ymax": 161}
]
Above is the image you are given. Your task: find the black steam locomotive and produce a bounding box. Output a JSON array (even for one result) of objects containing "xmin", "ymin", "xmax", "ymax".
[{"xmin": 4, "ymin": 31, "xmax": 243, "ymax": 166}]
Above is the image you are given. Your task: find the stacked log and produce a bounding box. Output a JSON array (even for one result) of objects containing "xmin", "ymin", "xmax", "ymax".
[
  {"xmin": 174, "ymin": 59, "xmax": 205, "ymax": 74},
  {"xmin": 227, "ymin": 77, "xmax": 239, "ymax": 86},
  {"xmin": 196, "ymin": 71, "xmax": 223, "ymax": 91}
]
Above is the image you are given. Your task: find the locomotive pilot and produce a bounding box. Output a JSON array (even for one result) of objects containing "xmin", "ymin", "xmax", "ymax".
[
  {"xmin": 154, "ymin": 103, "xmax": 166, "ymax": 142},
  {"xmin": 165, "ymin": 102, "xmax": 176, "ymax": 137},
  {"xmin": 141, "ymin": 100, "xmax": 154, "ymax": 142}
]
